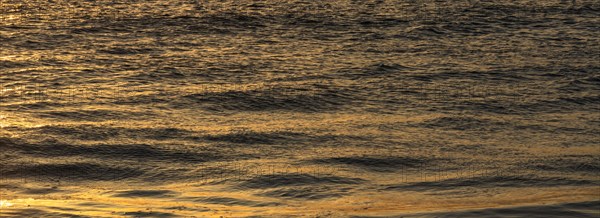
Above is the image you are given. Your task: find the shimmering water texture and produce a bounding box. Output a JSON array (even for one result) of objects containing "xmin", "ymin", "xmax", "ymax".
[{"xmin": 1, "ymin": 0, "xmax": 599, "ymax": 217}]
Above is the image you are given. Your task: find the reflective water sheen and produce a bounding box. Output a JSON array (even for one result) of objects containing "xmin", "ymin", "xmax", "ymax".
[{"xmin": 1, "ymin": 0, "xmax": 599, "ymax": 217}]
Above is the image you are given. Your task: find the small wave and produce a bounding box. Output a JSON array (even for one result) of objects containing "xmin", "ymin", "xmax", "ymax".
[
  {"xmin": 111, "ymin": 190, "xmax": 179, "ymax": 198},
  {"xmin": 181, "ymin": 88, "xmax": 353, "ymax": 112},
  {"xmin": 20, "ymin": 187, "xmax": 65, "ymax": 195},
  {"xmin": 360, "ymin": 200, "xmax": 600, "ymax": 218},
  {"xmin": 122, "ymin": 211, "xmax": 178, "ymax": 218},
  {"xmin": 238, "ymin": 173, "xmax": 365, "ymax": 189},
  {"xmin": 385, "ymin": 175, "xmax": 596, "ymax": 192},
  {"xmin": 32, "ymin": 125, "xmax": 192, "ymax": 141},
  {"xmin": 259, "ymin": 186, "xmax": 351, "ymax": 200},
  {"xmin": 522, "ymin": 156, "xmax": 600, "ymax": 173},
  {"xmin": 17, "ymin": 142, "xmax": 224, "ymax": 163},
  {"xmin": 97, "ymin": 47, "xmax": 156, "ymax": 55},
  {"xmin": 0, "ymin": 208, "xmax": 91, "ymax": 218},
  {"xmin": 2, "ymin": 162, "xmax": 144, "ymax": 182},
  {"xmin": 185, "ymin": 196, "xmax": 279, "ymax": 207},
  {"xmin": 415, "ymin": 116, "xmax": 509, "ymax": 131},
  {"xmin": 37, "ymin": 109, "xmax": 152, "ymax": 121},
  {"xmin": 336, "ymin": 63, "xmax": 415, "ymax": 79},
  {"xmin": 311, "ymin": 156, "xmax": 431, "ymax": 172}
]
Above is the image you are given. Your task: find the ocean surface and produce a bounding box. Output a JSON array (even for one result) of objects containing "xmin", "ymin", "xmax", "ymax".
[{"xmin": 0, "ymin": 0, "xmax": 599, "ymax": 217}]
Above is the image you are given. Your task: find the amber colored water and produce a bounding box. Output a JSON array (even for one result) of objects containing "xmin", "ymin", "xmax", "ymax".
[{"xmin": 0, "ymin": 0, "xmax": 599, "ymax": 217}]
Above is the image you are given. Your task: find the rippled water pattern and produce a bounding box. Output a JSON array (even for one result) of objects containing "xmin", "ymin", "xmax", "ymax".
[{"xmin": 0, "ymin": 0, "xmax": 599, "ymax": 217}]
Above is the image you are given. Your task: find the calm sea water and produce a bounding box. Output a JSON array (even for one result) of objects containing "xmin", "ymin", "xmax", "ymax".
[{"xmin": 1, "ymin": 0, "xmax": 599, "ymax": 217}]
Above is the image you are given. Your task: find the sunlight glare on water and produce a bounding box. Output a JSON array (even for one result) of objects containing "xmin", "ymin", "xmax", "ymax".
[{"xmin": 0, "ymin": 0, "xmax": 599, "ymax": 217}]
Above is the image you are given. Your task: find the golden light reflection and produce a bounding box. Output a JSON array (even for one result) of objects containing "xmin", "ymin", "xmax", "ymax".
[
  {"xmin": 0, "ymin": 0, "xmax": 598, "ymax": 217},
  {"xmin": 0, "ymin": 200, "xmax": 14, "ymax": 208}
]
